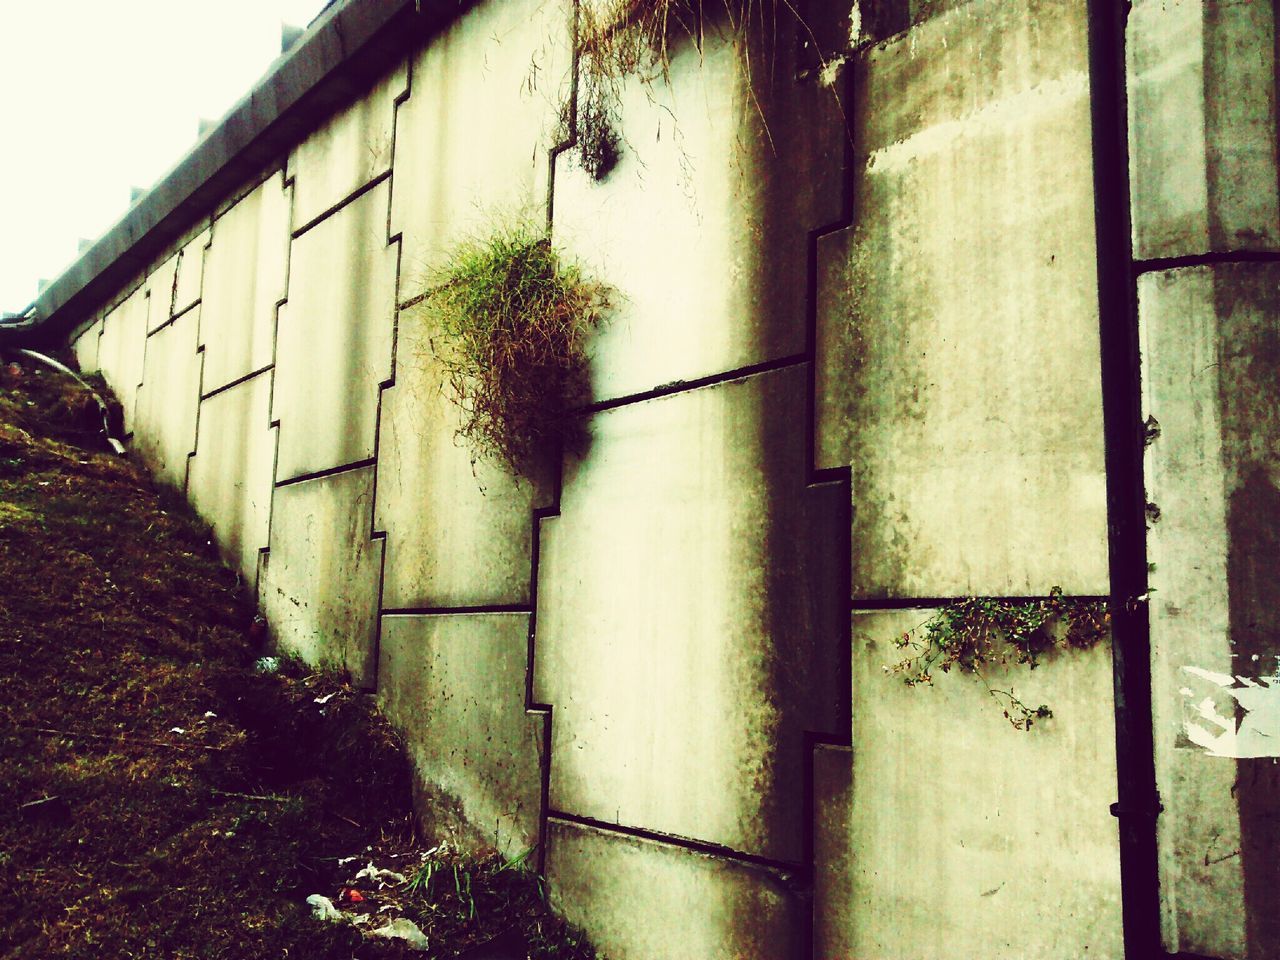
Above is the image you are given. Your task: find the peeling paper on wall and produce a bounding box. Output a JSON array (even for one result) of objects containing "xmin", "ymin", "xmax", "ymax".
[
  {"xmin": 848, "ymin": 3, "xmax": 862, "ymax": 47},
  {"xmin": 1180, "ymin": 660, "xmax": 1280, "ymax": 758}
]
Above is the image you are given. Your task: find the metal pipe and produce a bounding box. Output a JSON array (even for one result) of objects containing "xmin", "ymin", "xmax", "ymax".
[
  {"xmin": 1086, "ymin": 0, "xmax": 1166, "ymax": 957},
  {"xmin": 6, "ymin": 348, "xmax": 126, "ymax": 456}
]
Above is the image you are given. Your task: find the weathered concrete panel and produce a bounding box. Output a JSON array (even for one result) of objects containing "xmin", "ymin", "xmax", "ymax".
[
  {"xmin": 199, "ymin": 173, "xmax": 291, "ymax": 394},
  {"xmin": 374, "ymin": 298, "xmax": 549, "ymax": 609},
  {"xmin": 1140, "ymin": 264, "xmax": 1280, "ymax": 959},
  {"xmin": 290, "ymin": 62, "xmax": 406, "ymax": 228},
  {"xmin": 260, "ymin": 465, "xmax": 382, "ymax": 688},
  {"xmin": 813, "ymin": 742, "xmax": 854, "ymax": 959},
  {"xmin": 133, "ymin": 307, "xmax": 200, "ymax": 491},
  {"xmin": 554, "ymin": 20, "xmax": 844, "ymax": 400},
  {"xmin": 171, "ymin": 227, "xmax": 209, "ymax": 317},
  {"xmin": 71, "ymin": 320, "xmax": 102, "ymax": 375},
  {"xmin": 378, "ymin": 613, "xmax": 542, "ymax": 857},
  {"xmin": 96, "ymin": 287, "xmax": 149, "ymax": 435},
  {"xmin": 389, "ymin": 0, "xmax": 570, "ymax": 300},
  {"xmin": 187, "ymin": 371, "xmax": 276, "ymax": 586},
  {"xmin": 274, "ymin": 181, "xmax": 396, "ymax": 482},
  {"xmin": 816, "ymin": 0, "xmax": 1109, "ymax": 599},
  {"xmin": 826, "ymin": 609, "xmax": 1123, "ymax": 959},
  {"xmin": 144, "ymin": 254, "xmax": 178, "ymax": 334},
  {"xmin": 1127, "ymin": 0, "xmax": 1280, "ymax": 260},
  {"xmin": 534, "ymin": 365, "xmax": 843, "ymax": 862},
  {"xmin": 544, "ymin": 818, "xmax": 800, "ymax": 960}
]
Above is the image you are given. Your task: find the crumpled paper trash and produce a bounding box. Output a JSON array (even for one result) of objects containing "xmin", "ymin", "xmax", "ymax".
[{"xmin": 354, "ymin": 861, "xmax": 407, "ymax": 887}]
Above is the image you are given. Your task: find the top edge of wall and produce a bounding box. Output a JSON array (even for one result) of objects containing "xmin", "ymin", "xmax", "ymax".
[{"xmin": 30, "ymin": 0, "xmax": 478, "ymax": 344}]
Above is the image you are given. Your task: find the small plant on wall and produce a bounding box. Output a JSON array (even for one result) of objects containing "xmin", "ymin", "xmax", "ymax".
[
  {"xmin": 568, "ymin": 0, "xmax": 841, "ymax": 177},
  {"xmin": 567, "ymin": 0, "xmax": 703, "ymax": 179},
  {"xmin": 890, "ymin": 588, "xmax": 1110, "ymax": 730},
  {"xmin": 419, "ymin": 224, "xmax": 610, "ymax": 479}
]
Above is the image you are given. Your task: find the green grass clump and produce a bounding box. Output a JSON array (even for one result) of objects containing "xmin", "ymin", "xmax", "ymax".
[{"xmin": 423, "ymin": 226, "xmax": 609, "ymax": 478}]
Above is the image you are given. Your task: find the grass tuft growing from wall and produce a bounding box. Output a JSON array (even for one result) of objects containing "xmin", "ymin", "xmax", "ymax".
[
  {"xmin": 570, "ymin": 0, "xmax": 834, "ymax": 175},
  {"xmin": 422, "ymin": 224, "xmax": 610, "ymax": 479}
]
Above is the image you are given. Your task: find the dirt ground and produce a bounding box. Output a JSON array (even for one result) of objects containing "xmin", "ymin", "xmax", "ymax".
[{"xmin": 0, "ymin": 356, "xmax": 593, "ymax": 960}]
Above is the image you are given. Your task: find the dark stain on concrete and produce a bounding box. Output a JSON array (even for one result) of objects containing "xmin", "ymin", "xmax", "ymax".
[
  {"xmin": 1215, "ymin": 263, "xmax": 1280, "ymax": 960},
  {"xmin": 742, "ymin": 9, "xmax": 850, "ymax": 951}
]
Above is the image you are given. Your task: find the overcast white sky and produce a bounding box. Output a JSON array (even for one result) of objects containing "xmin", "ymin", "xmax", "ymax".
[{"xmin": 0, "ymin": 0, "xmax": 331, "ymax": 313}]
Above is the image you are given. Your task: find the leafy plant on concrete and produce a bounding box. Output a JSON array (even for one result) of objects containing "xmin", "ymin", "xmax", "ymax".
[
  {"xmin": 421, "ymin": 224, "xmax": 610, "ymax": 478},
  {"xmin": 891, "ymin": 587, "xmax": 1110, "ymax": 730}
]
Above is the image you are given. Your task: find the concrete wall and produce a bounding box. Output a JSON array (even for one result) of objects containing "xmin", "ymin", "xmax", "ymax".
[
  {"xmin": 1129, "ymin": 3, "xmax": 1280, "ymax": 958},
  {"xmin": 53, "ymin": 0, "xmax": 1279, "ymax": 957},
  {"xmin": 814, "ymin": 2, "xmax": 1121, "ymax": 956}
]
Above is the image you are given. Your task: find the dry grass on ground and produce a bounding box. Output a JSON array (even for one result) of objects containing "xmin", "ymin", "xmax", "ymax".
[{"xmin": 0, "ymin": 358, "xmax": 592, "ymax": 959}]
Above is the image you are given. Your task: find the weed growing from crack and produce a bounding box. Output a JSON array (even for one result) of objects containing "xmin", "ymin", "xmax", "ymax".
[
  {"xmin": 420, "ymin": 224, "xmax": 610, "ymax": 479},
  {"xmin": 891, "ymin": 588, "xmax": 1111, "ymax": 730}
]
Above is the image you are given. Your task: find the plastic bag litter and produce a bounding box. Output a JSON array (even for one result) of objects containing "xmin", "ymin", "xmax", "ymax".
[{"xmin": 372, "ymin": 918, "xmax": 429, "ymax": 951}]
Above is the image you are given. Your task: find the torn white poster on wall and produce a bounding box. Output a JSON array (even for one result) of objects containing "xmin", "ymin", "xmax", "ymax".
[{"xmin": 1181, "ymin": 660, "xmax": 1280, "ymax": 758}]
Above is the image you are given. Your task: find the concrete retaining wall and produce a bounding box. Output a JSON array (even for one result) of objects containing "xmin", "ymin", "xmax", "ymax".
[{"xmin": 44, "ymin": 0, "xmax": 1280, "ymax": 957}]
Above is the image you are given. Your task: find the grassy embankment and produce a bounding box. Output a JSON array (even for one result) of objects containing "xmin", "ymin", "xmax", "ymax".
[{"xmin": 0, "ymin": 358, "xmax": 592, "ymax": 960}]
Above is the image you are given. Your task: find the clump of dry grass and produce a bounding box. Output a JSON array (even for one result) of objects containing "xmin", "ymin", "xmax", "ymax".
[
  {"xmin": 570, "ymin": 0, "xmax": 824, "ymax": 175},
  {"xmin": 422, "ymin": 225, "xmax": 610, "ymax": 478},
  {"xmin": 578, "ymin": 0, "xmax": 701, "ymax": 83},
  {"xmin": 570, "ymin": 0, "xmax": 703, "ymax": 176}
]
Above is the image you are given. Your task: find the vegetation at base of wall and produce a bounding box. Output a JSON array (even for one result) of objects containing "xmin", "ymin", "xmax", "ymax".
[
  {"xmin": 0, "ymin": 359, "xmax": 594, "ymax": 958},
  {"xmin": 891, "ymin": 588, "xmax": 1111, "ymax": 730},
  {"xmin": 421, "ymin": 225, "xmax": 610, "ymax": 479}
]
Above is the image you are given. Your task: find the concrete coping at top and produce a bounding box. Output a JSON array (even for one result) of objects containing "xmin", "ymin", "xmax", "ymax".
[{"xmin": 27, "ymin": 0, "xmax": 478, "ymax": 345}]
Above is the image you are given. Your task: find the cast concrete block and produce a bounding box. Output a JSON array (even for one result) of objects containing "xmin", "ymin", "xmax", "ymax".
[
  {"xmin": 1140, "ymin": 263, "xmax": 1280, "ymax": 959},
  {"xmin": 96, "ymin": 287, "xmax": 149, "ymax": 435},
  {"xmin": 171, "ymin": 226, "xmax": 210, "ymax": 317},
  {"xmin": 289, "ymin": 61, "xmax": 406, "ymax": 229},
  {"xmin": 188, "ymin": 370, "xmax": 276, "ymax": 587},
  {"xmin": 554, "ymin": 16, "xmax": 844, "ymax": 401},
  {"xmin": 816, "ymin": 0, "xmax": 1109, "ymax": 599},
  {"xmin": 133, "ymin": 307, "xmax": 200, "ymax": 491},
  {"xmin": 389, "ymin": 0, "xmax": 570, "ymax": 301},
  {"xmin": 144, "ymin": 254, "xmax": 178, "ymax": 334},
  {"xmin": 378, "ymin": 612, "xmax": 542, "ymax": 857},
  {"xmin": 260, "ymin": 465, "xmax": 382, "ymax": 688},
  {"xmin": 812, "ymin": 742, "xmax": 853, "ymax": 959},
  {"xmin": 533, "ymin": 364, "xmax": 844, "ymax": 862},
  {"xmin": 827, "ymin": 608, "xmax": 1123, "ymax": 959},
  {"xmin": 1127, "ymin": 0, "xmax": 1280, "ymax": 260},
  {"xmin": 200, "ymin": 173, "xmax": 292, "ymax": 394},
  {"xmin": 544, "ymin": 818, "xmax": 801, "ymax": 960},
  {"xmin": 374, "ymin": 298, "xmax": 550, "ymax": 609},
  {"xmin": 71, "ymin": 319, "xmax": 102, "ymax": 374},
  {"xmin": 274, "ymin": 181, "xmax": 396, "ymax": 482}
]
